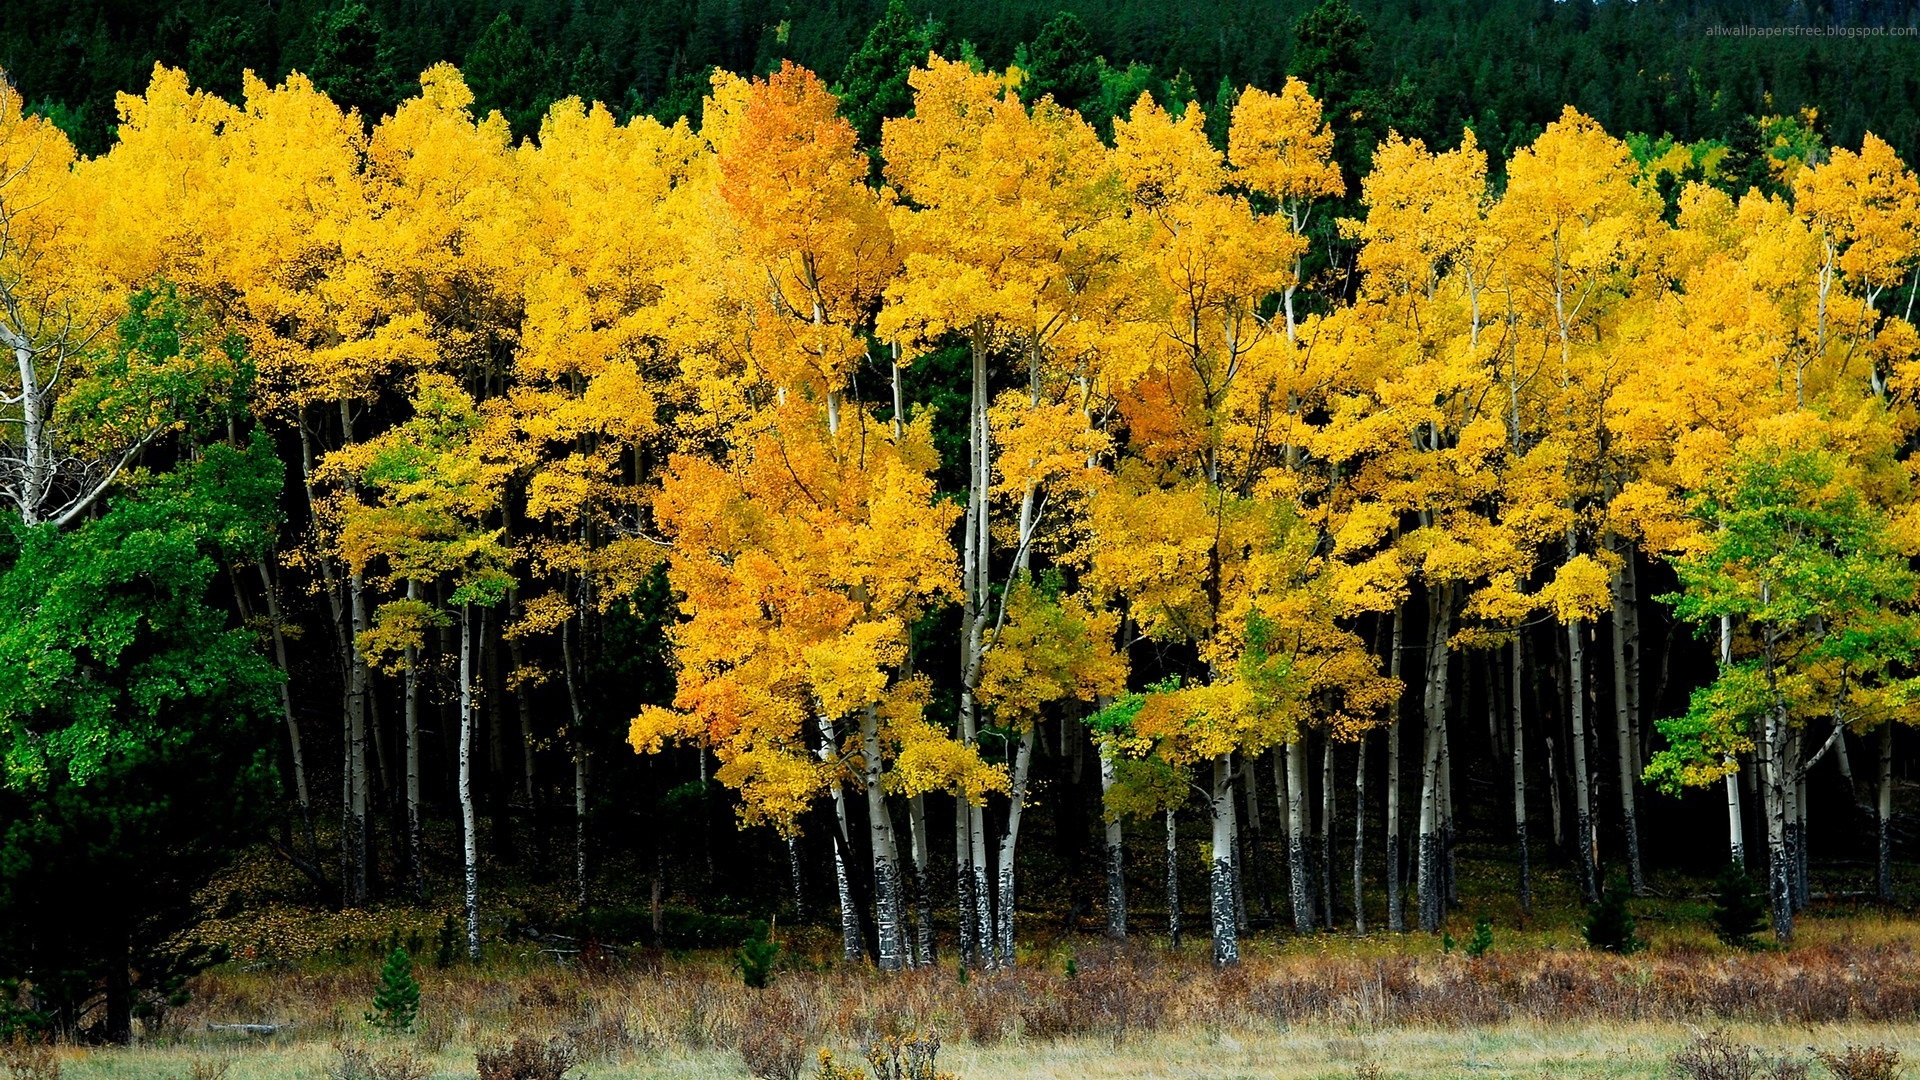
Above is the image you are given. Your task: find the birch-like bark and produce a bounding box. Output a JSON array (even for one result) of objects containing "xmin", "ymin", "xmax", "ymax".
[
  {"xmin": 1352, "ymin": 732, "xmax": 1368, "ymax": 933},
  {"xmin": 1165, "ymin": 806, "xmax": 1181, "ymax": 948},
  {"xmin": 1568, "ymin": 615, "xmax": 1598, "ymax": 903},
  {"xmin": 1722, "ymin": 616, "xmax": 1745, "ymax": 869},
  {"xmin": 1209, "ymin": 756, "xmax": 1240, "ymax": 965},
  {"xmin": 1416, "ymin": 587, "xmax": 1452, "ymax": 932},
  {"xmin": 994, "ymin": 725, "xmax": 1037, "ymax": 968},
  {"xmin": 955, "ymin": 799, "xmax": 976, "ymax": 968},
  {"xmin": 1319, "ymin": 736, "xmax": 1336, "ymax": 928},
  {"xmin": 1285, "ymin": 740, "xmax": 1315, "ymax": 933},
  {"xmin": 1609, "ymin": 557, "xmax": 1644, "ymax": 894},
  {"xmin": 907, "ymin": 793, "xmax": 935, "ymax": 965},
  {"xmin": 1760, "ymin": 699, "xmax": 1793, "ymax": 941},
  {"xmin": 1099, "ymin": 751, "xmax": 1127, "ymax": 938},
  {"xmin": 818, "ymin": 715, "xmax": 864, "ymax": 961},
  {"xmin": 459, "ymin": 606, "xmax": 482, "ymax": 960},
  {"xmin": 1386, "ymin": 606, "xmax": 1406, "ymax": 931},
  {"xmin": 862, "ymin": 704, "xmax": 905, "ymax": 971},
  {"xmin": 1511, "ymin": 634, "xmax": 1530, "ymax": 912},
  {"xmin": 788, "ymin": 836, "xmax": 807, "ymax": 921},
  {"xmin": 561, "ymin": 594, "xmax": 593, "ymax": 911}
]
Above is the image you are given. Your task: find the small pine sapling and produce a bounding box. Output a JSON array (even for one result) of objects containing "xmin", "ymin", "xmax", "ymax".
[
  {"xmin": 736, "ymin": 920, "xmax": 781, "ymax": 989},
  {"xmin": 366, "ymin": 947, "xmax": 420, "ymax": 1034},
  {"xmin": 1709, "ymin": 862, "xmax": 1768, "ymax": 949},
  {"xmin": 1465, "ymin": 915, "xmax": 1494, "ymax": 959},
  {"xmin": 1583, "ymin": 877, "xmax": 1644, "ymax": 954}
]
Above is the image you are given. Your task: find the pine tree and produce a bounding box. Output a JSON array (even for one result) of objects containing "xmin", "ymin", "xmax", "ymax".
[{"xmin": 366, "ymin": 947, "xmax": 420, "ymax": 1033}]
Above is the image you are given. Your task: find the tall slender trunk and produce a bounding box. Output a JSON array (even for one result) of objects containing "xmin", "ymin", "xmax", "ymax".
[
  {"xmin": 345, "ymin": 571, "xmax": 372, "ymax": 906},
  {"xmin": 956, "ymin": 798, "xmax": 976, "ymax": 968},
  {"xmin": 459, "ymin": 606, "xmax": 482, "ymax": 961},
  {"xmin": 1610, "ymin": 557, "xmax": 1644, "ymax": 894},
  {"xmin": 508, "ymin": 590, "xmax": 542, "ymax": 871},
  {"xmin": 404, "ymin": 581, "xmax": 424, "ymax": 901},
  {"xmin": 1352, "ymin": 732, "xmax": 1368, "ymax": 933},
  {"xmin": 257, "ymin": 561, "xmax": 315, "ymax": 856},
  {"xmin": 1568, "ymin": 615, "xmax": 1598, "ymax": 903},
  {"xmin": 1165, "ymin": 806, "xmax": 1181, "ymax": 948},
  {"xmin": 1100, "ymin": 751, "xmax": 1127, "ymax": 938},
  {"xmin": 1209, "ymin": 756, "xmax": 1240, "ymax": 965},
  {"xmin": 1319, "ymin": 736, "xmax": 1336, "ymax": 928},
  {"xmin": 561, "ymin": 604, "xmax": 591, "ymax": 911},
  {"xmin": 957, "ymin": 332, "xmax": 996, "ymax": 969},
  {"xmin": 1721, "ymin": 618, "xmax": 1745, "ymax": 869},
  {"xmin": 862, "ymin": 705, "xmax": 905, "ymax": 971},
  {"xmin": 788, "ymin": 836, "xmax": 807, "ymax": 920},
  {"xmin": 1759, "ymin": 679, "xmax": 1793, "ymax": 941},
  {"xmin": 1878, "ymin": 719, "xmax": 1894, "ymax": 902},
  {"xmin": 908, "ymin": 793, "xmax": 935, "ymax": 964},
  {"xmin": 995, "ymin": 725, "xmax": 1037, "ymax": 968},
  {"xmin": 1244, "ymin": 752, "xmax": 1271, "ymax": 920},
  {"xmin": 1285, "ymin": 740, "xmax": 1314, "ymax": 933},
  {"xmin": 1511, "ymin": 634, "xmax": 1530, "ymax": 913},
  {"xmin": 819, "ymin": 716, "xmax": 863, "ymax": 962},
  {"xmin": 1440, "ymin": 723, "xmax": 1457, "ymax": 909},
  {"xmin": 1417, "ymin": 587, "xmax": 1452, "ymax": 932},
  {"xmin": 1386, "ymin": 606, "xmax": 1406, "ymax": 931}
]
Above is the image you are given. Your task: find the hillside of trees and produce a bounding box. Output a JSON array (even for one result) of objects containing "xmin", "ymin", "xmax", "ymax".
[
  {"xmin": 6, "ymin": 0, "xmax": 1920, "ymax": 161},
  {"xmin": 4, "ymin": 0, "xmax": 1920, "ymax": 1048}
]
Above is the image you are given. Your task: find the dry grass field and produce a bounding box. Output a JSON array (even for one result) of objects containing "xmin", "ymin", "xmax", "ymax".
[{"xmin": 18, "ymin": 913, "xmax": 1920, "ymax": 1080}]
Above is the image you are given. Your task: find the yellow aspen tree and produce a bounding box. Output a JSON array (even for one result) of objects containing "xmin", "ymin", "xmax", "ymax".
[
  {"xmin": 879, "ymin": 54, "xmax": 1130, "ymax": 968},
  {"xmin": 630, "ymin": 403, "xmax": 992, "ymax": 971}
]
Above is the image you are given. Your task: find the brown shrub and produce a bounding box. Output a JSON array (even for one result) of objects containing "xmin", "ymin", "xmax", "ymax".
[
  {"xmin": 739, "ymin": 990, "xmax": 817, "ymax": 1080},
  {"xmin": 1, "ymin": 1036, "xmax": 58, "ymax": 1080},
  {"xmin": 326, "ymin": 1043, "xmax": 430, "ymax": 1080},
  {"xmin": 475, "ymin": 1035, "xmax": 576, "ymax": 1080},
  {"xmin": 1815, "ymin": 1046, "xmax": 1902, "ymax": 1080}
]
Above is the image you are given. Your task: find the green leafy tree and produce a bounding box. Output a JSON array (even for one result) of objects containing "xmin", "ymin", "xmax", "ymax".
[
  {"xmin": 1647, "ymin": 443, "xmax": 1920, "ymax": 942},
  {"xmin": 0, "ymin": 434, "xmax": 283, "ymax": 1042}
]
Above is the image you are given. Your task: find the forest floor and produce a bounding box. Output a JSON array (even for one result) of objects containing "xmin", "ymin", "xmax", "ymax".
[{"xmin": 30, "ymin": 910, "xmax": 1920, "ymax": 1080}]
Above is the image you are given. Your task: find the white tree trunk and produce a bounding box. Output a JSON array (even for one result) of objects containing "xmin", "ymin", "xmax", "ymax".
[
  {"xmin": 1511, "ymin": 634, "xmax": 1530, "ymax": 912},
  {"xmin": 862, "ymin": 705, "xmax": 905, "ymax": 971},
  {"xmin": 818, "ymin": 715, "xmax": 864, "ymax": 961},
  {"xmin": 1610, "ymin": 558, "xmax": 1644, "ymax": 894},
  {"xmin": 459, "ymin": 606, "xmax": 482, "ymax": 961},
  {"xmin": 994, "ymin": 725, "xmax": 1037, "ymax": 968},
  {"xmin": 1386, "ymin": 606, "xmax": 1406, "ymax": 931},
  {"xmin": 1285, "ymin": 740, "xmax": 1314, "ymax": 933},
  {"xmin": 1209, "ymin": 756, "xmax": 1240, "ymax": 965},
  {"xmin": 1352, "ymin": 732, "xmax": 1368, "ymax": 933},
  {"xmin": 907, "ymin": 793, "xmax": 935, "ymax": 965},
  {"xmin": 1100, "ymin": 751, "xmax": 1127, "ymax": 938},
  {"xmin": 1568, "ymin": 616, "xmax": 1597, "ymax": 903},
  {"xmin": 1165, "ymin": 805, "xmax": 1181, "ymax": 948}
]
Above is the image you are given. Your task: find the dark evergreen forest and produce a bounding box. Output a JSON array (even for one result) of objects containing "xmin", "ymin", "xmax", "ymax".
[{"xmin": 7, "ymin": 0, "xmax": 1920, "ymax": 162}]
